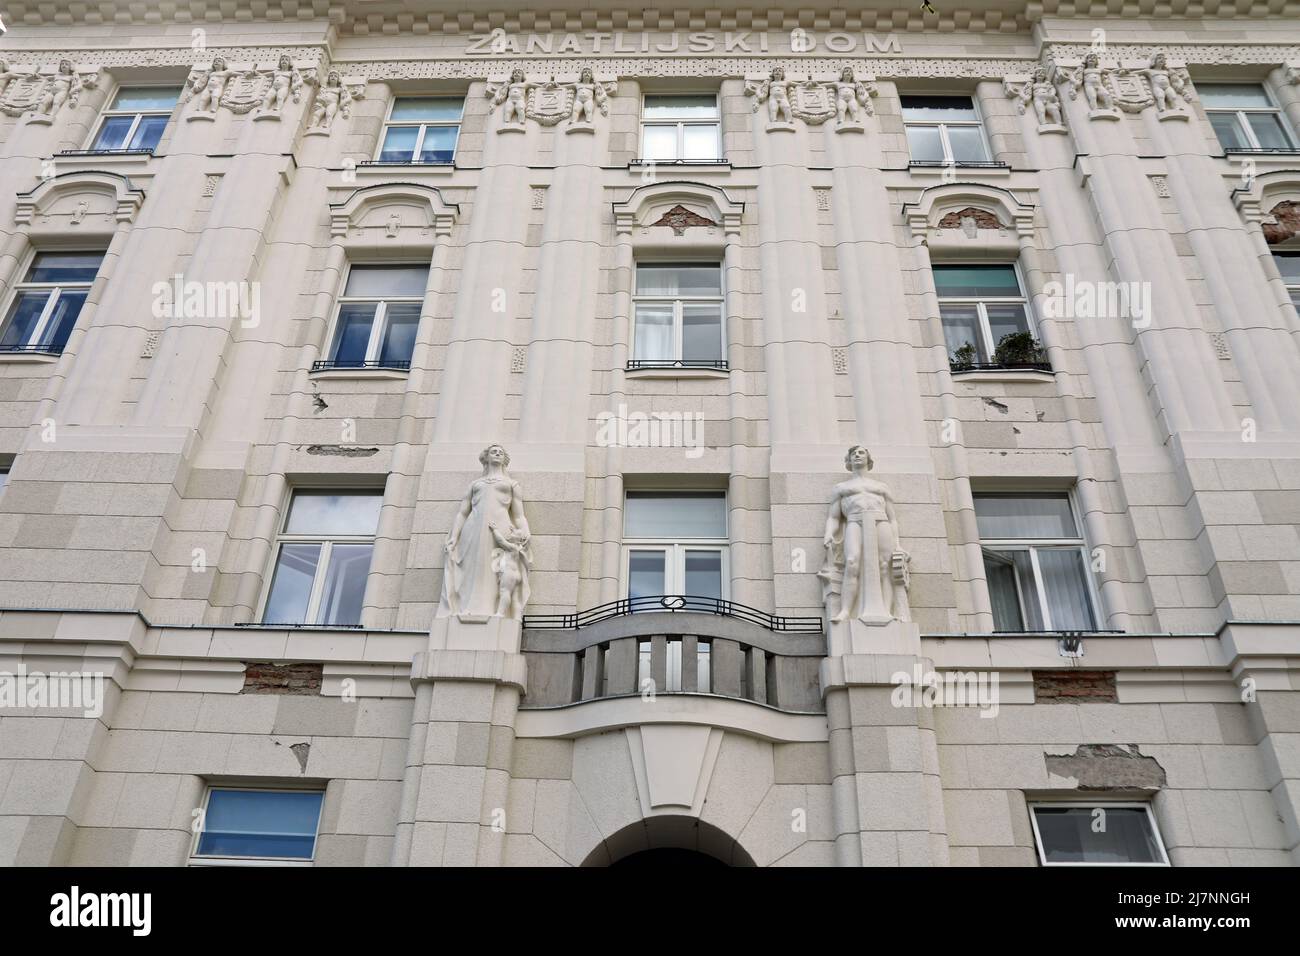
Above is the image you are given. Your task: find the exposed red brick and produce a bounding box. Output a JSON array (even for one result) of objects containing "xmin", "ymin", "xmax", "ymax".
[
  {"xmin": 1033, "ymin": 670, "xmax": 1117, "ymax": 704},
  {"xmin": 1262, "ymin": 201, "xmax": 1300, "ymax": 245},
  {"xmin": 937, "ymin": 206, "xmax": 1005, "ymax": 230},
  {"xmin": 651, "ymin": 204, "xmax": 718, "ymax": 236},
  {"xmin": 241, "ymin": 662, "xmax": 323, "ymax": 695}
]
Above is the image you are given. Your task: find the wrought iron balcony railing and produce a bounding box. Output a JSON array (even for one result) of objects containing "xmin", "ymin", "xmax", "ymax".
[
  {"xmin": 0, "ymin": 344, "xmax": 62, "ymax": 355},
  {"xmin": 57, "ymin": 148, "xmax": 155, "ymax": 158},
  {"xmin": 909, "ymin": 159, "xmax": 1011, "ymax": 170},
  {"xmin": 357, "ymin": 157, "xmax": 454, "ymax": 167},
  {"xmin": 523, "ymin": 594, "xmax": 823, "ymax": 633},
  {"xmin": 311, "ymin": 359, "xmax": 411, "ymax": 372},
  {"xmin": 950, "ymin": 360, "xmax": 1052, "ymax": 373},
  {"xmin": 626, "ymin": 359, "xmax": 728, "ymax": 371}
]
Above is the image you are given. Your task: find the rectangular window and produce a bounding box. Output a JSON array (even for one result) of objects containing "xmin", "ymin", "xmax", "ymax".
[
  {"xmin": 632, "ymin": 263, "xmax": 724, "ymax": 367},
  {"xmin": 1275, "ymin": 253, "xmax": 1300, "ymax": 311},
  {"xmin": 91, "ymin": 87, "xmax": 180, "ymax": 152},
  {"xmin": 0, "ymin": 468, "xmax": 8, "ymax": 496},
  {"xmin": 976, "ymin": 492, "xmax": 1098, "ymax": 633},
  {"xmin": 1200, "ymin": 84, "xmax": 1294, "ymax": 151},
  {"xmin": 262, "ymin": 490, "xmax": 383, "ymax": 626},
  {"xmin": 191, "ymin": 788, "xmax": 325, "ymax": 865},
  {"xmin": 1029, "ymin": 803, "xmax": 1169, "ymax": 866},
  {"xmin": 642, "ymin": 95, "xmax": 720, "ymax": 162},
  {"xmin": 902, "ymin": 96, "xmax": 990, "ymax": 164},
  {"xmin": 0, "ymin": 252, "xmax": 103, "ymax": 354},
  {"xmin": 934, "ymin": 264, "xmax": 1042, "ymax": 369},
  {"xmin": 378, "ymin": 97, "xmax": 463, "ymax": 163},
  {"xmin": 623, "ymin": 491, "xmax": 728, "ymax": 606},
  {"xmin": 321, "ymin": 264, "xmax": 428, "ymax": 370}
]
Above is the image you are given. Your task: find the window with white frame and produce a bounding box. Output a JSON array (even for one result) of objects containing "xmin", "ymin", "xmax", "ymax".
[
  {"xmin": 1275, "ymin": 252, "xmax": 1300, "ymax": 310},
  {"xmin": 641, "ymin": 95, "xmax": 721, "ymax": 162},
  {"xmin": 632, "ymin": 263, "xmax": 725, "ymax": 367},
  {"xmin": 1029, "ymin": 803, "xmax": 1170, "ymax": 866},
  {"xmin": 976, "ymin": 492, "xmax": 1099, "ymax": 633},
  {"xmin": 902, "ymin": 95, "xmax": 991, "ymax": 164},
  {"xmin": 0, "ymin": 251, "xmax": 102, "ymax": 354},
  {"xmin": 935, "ymin": 264, "xmax": 1042, "ymax": 369},
  {"xmin": 321, "ymin": 264, "xmax": 428, "ymax": 370},
  {"xmin": 90, "ymin": 87, "xmax": 180, "ymax": 152},
  {"xmin": 624, "ymin": 491, "xmax": 728, "ymax": 605},
  {"xmin": 377, "ymin": 97, "xmax": 462, "ymax": 163},
  {"xmin": 262, "ymin": 490, "xmax": 383, "ymax": 626},
  {"xmin": 191, "ymin": 787, "xmax": 325, "ymax": 865},
  {"xmin": 1200, "ymin": 84, "xmax": 1295, "ymax": 151}
]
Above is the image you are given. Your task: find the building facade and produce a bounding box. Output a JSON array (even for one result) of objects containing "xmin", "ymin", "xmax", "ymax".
[{"xmin": 0, "ymin": 0, "xmax": 1298, "ymax": 866}]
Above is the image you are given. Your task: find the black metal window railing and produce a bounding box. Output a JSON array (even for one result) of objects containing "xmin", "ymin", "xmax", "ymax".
[
  {"xmin": 1223, "ymin": 146, "xmax": 1300, "ymax": 155},
  {"xmin": 629, "ymin": 158, "xmax": 729, "ymax": 166},
  {"xmin": 909, "ymin": 159, "xmax": 1011, "ymax": 170},
  {"xmin": 523, "ymin": 594, "xmax": 823, "ymax": 633},
  {"xmin": 0, "ymin": 344, "xmax": 63, "ymax": 355},
  {"xmin": 57, "ymin": 148, "xmax": 155, "ymax": 158},
  {"xmin": 311, "ymin": 359, "xmax": 411, "ymax": 372},
  {"xmin": 950, "ymin": 360, "xmax": 1052, "ymax": 373},
  {"xmin": 357, "ymin": 158, "xmax": 454, "ymax": 168},
  {"xmin": 626, "ymin": 359, "xmax": 728, "ymax": 372}
]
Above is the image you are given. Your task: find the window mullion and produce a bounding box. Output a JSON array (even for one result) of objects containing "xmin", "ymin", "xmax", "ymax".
[
  {"xmin": 674, "ymin": 299, "xmax": 684, "ymax": 361},
  {"xmin": 365, "ymin": 301, "xmax": 387, "ymax": 362},
  {"xmin": 305, "ymin": 540, "xmax": 332, "ymax": 624},
  {"xmin": 976, "ymin": 301, "xmax": 994, "ymax": 362},
  {"xmin": 1028, "ymin": 546, "xmax": 1053, "ymax": 631},
  {"xmin": 28, "ymin": 288, "xmax": 62, "ymax": 346},
  {"xmin": 412, "ymin": 125, "xmax": 427, "ymax": 162}
]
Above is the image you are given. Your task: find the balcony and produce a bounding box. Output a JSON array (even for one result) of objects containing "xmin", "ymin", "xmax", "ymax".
[
  {"xmin": 625, "ymin": 359, "xmax": 728, "ymax": 373},
  {"xmin": 310, "ymin": 359, "xmax": 410, "ymax": 372}
]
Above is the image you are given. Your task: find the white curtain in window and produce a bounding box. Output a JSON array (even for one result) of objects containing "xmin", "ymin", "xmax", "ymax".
[
  {"xmin": 974, "ymin": 494, "xmax": 1076, "ymax": 539},
  {"xmin": 1037, "ymin": 548, "xmax": 1096, "ymax": 630}
]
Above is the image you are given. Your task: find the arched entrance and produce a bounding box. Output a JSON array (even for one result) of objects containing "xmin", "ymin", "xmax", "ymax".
[{"xmin": 582, "ymin": 816, "xmax": 756, "ymax": 867}]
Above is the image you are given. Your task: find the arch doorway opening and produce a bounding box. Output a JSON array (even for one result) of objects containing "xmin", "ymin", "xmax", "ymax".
[{"xmin": 583, "ymin": 815, "xmax": 756, "ymax": 867}]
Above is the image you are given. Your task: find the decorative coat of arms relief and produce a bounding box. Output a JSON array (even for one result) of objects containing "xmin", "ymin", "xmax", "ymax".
[{"xmin": 486, "ymin": 67, "xmax": 617, "ymax": 133}]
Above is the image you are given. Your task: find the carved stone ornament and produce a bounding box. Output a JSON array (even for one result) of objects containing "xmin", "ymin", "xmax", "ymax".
[
  {"xmin": 746, "ymin": 67, "xmax": 876, "ymax": 131},
  {"xmin": 818, "ymin": 445, "xmax": 912, "ymax": 626},
  {"xmin": 1053, "ymin": 53, "xmax": 1122, "ymax": 119},
  {"xmin": 0, "ymin": 60, "xmax": 98, "ymax": 121},
  {"xmin": 437, "ymin": 444, "xmax": 533, "ymax": 622},
  {"xmin": 651, "ymin": 204, "xmax": 719, "ymax": 236},
  {"xmin": 486, "ymin": 67, "xmax": 616, "ymax": 131},
  {"xmin": 1115, "ymin": 51, "xmax": 1194, "ymax": 119},
  {"xmin": 306, "ymin": 70, "xmax": 366, "ymax": 135},
  {"xmin": 1004, "ymin": 66, "xmax": 1064, "ymax": 132},
  {"xmin": 183, "ymin": 56, "xmax": 315, "ymax": 120}
]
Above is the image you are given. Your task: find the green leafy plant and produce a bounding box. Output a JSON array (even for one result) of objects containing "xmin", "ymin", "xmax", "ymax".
[
  {"xmin": 992, "ymin": 331, "xmax": 1046, "ymax": 368},
  {"xmin": 950, "ymin": 342, "xmax": 978, "ymax": 371}
]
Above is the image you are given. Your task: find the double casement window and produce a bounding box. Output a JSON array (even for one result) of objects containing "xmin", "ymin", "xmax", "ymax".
[
  {"xmin": 976, "ymin": 492, "xmax": 1099, "ymax": 633},
  {"xmin": 262, "ymin": 490, "xmax": 383, "ymax": 627},
  {"xmin": 321, "ymin": 265, "xmax": 428, "ymax": 371},
  {"xmin": 1274, "ymin": 253, "xmax": 1300, "ymax": 310},
  {"xmin": 1029, "ymin": 803, "xmax": 1170, "ymax": 867},
  {"xmin": 0, "ymin": 252, "xmax": 102, "ymax": 354},
  {"xmin": 631, "ymin": 263, "xmax": 725, "ymax": 368},
  {"xmin": 1200, "ymin": 84, "xmax": 1295, "ymax": 151},
  {"xmin": 377, "ymin": 97, "xmax": 462, "ymax": 163},
  {"xmin": 641, "ymin": 95, "xmax": 721, "ymax": 162},
  {"xmin": 623, "ymin": 491, "xmax": 728, "ymax": 604},
  {"xmin": 191, "ymin": 788, "xmax": 325, "ymax": 866},
  {"xmin": 90, "ymin": 87, "xmax": 180, "ymax": 152},
  {"xmin": 902, "ymin": 96, "xmax": 991, "ymax": 164},
  {"xmin": 935, "ymin": 264, "xmax": 1040, "ymax": 369}
]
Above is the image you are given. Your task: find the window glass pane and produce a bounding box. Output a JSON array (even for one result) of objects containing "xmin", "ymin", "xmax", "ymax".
[
  {"xmin": 285, "ymin": 491, "xmax": 383, "ymax": 535},
  {"xmin": 638, "ymin": 640, "xmax": 652, "ymax": 687},
  {"xmin": 625, "ymin": 492, "xmax": 726, "ymax": 538},
  {"xmin": 1209, "ymin": 113, "xmax": 1247, "ymax": 150},
  {"xmin": 344, "ymin": 264, "xmax": 429, "ymax": 298},
  {"xmin": 984, "ymin": 549, "xmax": 1027, "ymax": 631},
  {"xmin": 1248, "ymin": 112, "xmax": 1292, "ymax": 149},
  {"xmin": 644, "ymin": 95, "xmax": 718, "ymax": 118},
  {"xmin": 263, "ymin": 543, "xmax": 321, "ymax": 625},
  {"xmin": 331, "ymin": 303, "xmax": 377, "ymax": 365},
  {"xmin": 641, "ymin": 124, "xmax": 678, "ymax": 160},
  {"xmin": 684, "ymin": 550, "xmax": 723, "ymax": 599},
  {"xmin": 636, "ymin": 264, "xmax": 721, "ymax": 296},
  {"xmin": 682, "ymin": 124, "xmax": 719, "ymax": 160},
  {"xmin": 111, "ymin": 87, "xmax": 180, "ymax": 111},
  {"xmin": 975, "ymin": 494, "xmax": 1078, "ymax": 539},
  {"xmin": 197, "ymin": 790, "xmax": 324, "ymax": 859},
  {"xmin": 666, "ymin": 640, "xmax": 682, "ymax": 691},
  {"xmin": 417, "ymin": 125, "xmax": 458, "ymax": 163},
  {"xmin": 947, "ymin": 125, "xmax": 989, "ymax": 162},
  {"xmin": 379, "ymin": 302, "xmax": 420, "ymax": 365},
  {"xmin": 40, "ymin": 290, "xmax": 88, "ymax": 351},
  {"xmin": 390, "ymin": 97, "xmax": 463, "ymax": 121},
  {"xmin": 901, "ymin": 96, "xmax": 979, "ymax": 122},
  {"xmin": 940, "ymin": 305, "xmax": 985, "ymax": 363},
  {"xmin": 697, "ymin": 642, "xmax": 711, "ymax": 693},
  {"xmin": 1037, "ymin": 548, "xmax": 1096, "ymax": 630},
  {"xmin": 378, "ymin": 125, "xmax": 419, "ymax": 162},
  {"xmin": 628, "ymin": 549, "xmax": 667, "ymax": 599},
  {"xmin": 1033, "ymin": 806, "xmax": 1163, "ymax": 864},
  {"xmin": 633, "ymin": 303, "xmax": 674, "ymax": 360},
  {"xmin": 1, "ymin": 291, "xmax": 53, "ymax": 348},
  {"xmin": 1198, "ymin": 84, "xmax": 1272, "ymax": 108},
  {"xmin": 933, "ymin": 265, "xmax": 1021, "ymax": 298},
  {"xmin": 986, "ymin": 304, "xmax": 1032, "ymax": 352},
  {"xmin": 1274, "ymin": 253, "xmax": 1300, "ymax": 283},
  {"xmin": 129, "ymin": 115, "xmax": 170, "ymax": 151},
  {"xmin": 317, "ymin": 542, "xmax": 373, "ymax": 626},
  {"xmin": 27, "ymin": 253, "xmax": 102, "ymax": 284},
  {"xmin": 681, "ymin": 304, "xmax": 723, "ymax": 361},
  {"xmin": 905, "ymin": 125, "xmax": 944, "ymax": 162},
  {"xmin": 93, "ymin": 115, "xmax": 134, "ymax": 150}
]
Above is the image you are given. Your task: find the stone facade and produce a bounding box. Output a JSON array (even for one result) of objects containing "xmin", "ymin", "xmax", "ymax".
[{"xmin": 0, "ymin": 1, "xmax": 1298, "ymax": 866}]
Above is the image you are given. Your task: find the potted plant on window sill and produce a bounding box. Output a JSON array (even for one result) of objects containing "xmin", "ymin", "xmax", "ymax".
[
  {"xmin": 992, "ymin": 331, "xmax": 1048, "ymax": 370},
  {"xmin": 950, "ymin": 342, "xmax": 977, "ymax": 372}
]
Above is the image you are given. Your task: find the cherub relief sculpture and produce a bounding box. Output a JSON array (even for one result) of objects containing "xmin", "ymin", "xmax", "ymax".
[
  {"xmin": 487, "ymin": 68, "xmax": 532, "ymax": 126},
  {"xmin": 258, "ymin": 54, "xmax": 305, "ymax": 114},
  {"xmin": 569, "ymin": 66, "xmax": 612, "ymax": 126},
  {"xmin": 184, "ymin": 57, "xmax": 233, "ymax": 114},
  {"xmin": 831, "ymin": 67, "xmax": 875, "ymax": 125},
  {"xmin": 35, "ymin": 60, "xmax": 91, "ymax": 116},
  {"xmin": 746, "ymin": 66, "xmax": 794, "ymax": 124},
  {"xmin": 1057, "ymin": 53, "xmax": 1118, "ymax": 114},
  {"xmin": 438, "ymin": 444, "xmax": 533, "ymax": 621},
  {"xmin": 308, "ymin": 71, "xmax": 358, "ymax": 131},
  {"xmin": 819, "ymin": 445, "xmax": 912, "ymax": 624},
  {"xmin": 1133, "ymin": 51, "xmax": 1192, "ymax": 114},
  {"xmin": 1006, "ymin": 67, "xmax": 1063, "ymax": 127}
]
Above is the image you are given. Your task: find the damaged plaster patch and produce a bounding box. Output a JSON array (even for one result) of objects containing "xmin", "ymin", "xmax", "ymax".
[
  {"xmin": 312, "ymin": 389, "xmax": 328, "ymax": 412},
  {"xmin": 289, "ymin": 742, "xmax": 311, "ymax": 773},
  {"xmin": 982, "ymin": 397, "xmax": 1009, "ymax": 413},
  {"xmin": 1045, "ymin": 744, "xmax": 1166, "ymax": 790},
  {"xmin": 305, "ymin": 444, "xmax": 378, "ymax": 457}
]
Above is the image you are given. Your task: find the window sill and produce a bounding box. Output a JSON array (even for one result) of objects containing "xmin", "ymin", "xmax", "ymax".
[
  {"xmin": 625, "ymin": 364, "xmax": 729, "ymax": 380},
  {"xmin": 909, "ymin": 160, "xmax": 1011, "ymax": 177},
  {"xmin": 308, "ymin": 365, "xmax": 409, "ymax": 381},
  {"xmin": 0, "ymin": 350, "xmax": 61, "ymax": 364},
  {"xmin": 52, "ymin": 149, "xmax": 156, "ymax": 169},
  {"xmin": 1222, "ymin": 147, "xmax": 1300, "ymax": 156},
  {"xmin": 951, "ymin": 365, "xmax": 1053, "ymax": 384},
  {"xmin": 351, "ymin": 161, "xmax": 455, "ymax": 180},
  {"xmin": 628, "ymin": 158, "xmax": 731, "ymax": 172}
]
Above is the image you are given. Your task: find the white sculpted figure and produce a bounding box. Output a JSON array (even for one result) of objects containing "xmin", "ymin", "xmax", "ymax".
[
  {"xmin": 489, "ymin": 68, "xmax": 532, "ymax": 126},
  {"xmin": 748, "ymin": 67, "xmax": 794, "ymax": 124},
  {"xmin": 0, "ymin": 60, "xmax": 23, "ymax": 101},
  {"xmin": 37, "ymin": 60, "xmax": 84, "ymax": 116},
  {"xmin": 831, "ymin": 67, "xmax": 873, "ymax": 124},
  {"xmin": 820, "ymin": 445, "xmax": 911, "ymax": 623},
  {"xmin": 569, "ymin": 67, "xmax": 610, "ymax": 125},
  {"xmin": 1135, "ymin": 52, "xmax": 1190, "ymax": 113},
  {"xmin": 259, "ymin": 54, "xmax": 304, "ymax": 114},
  {"xmin": 309, "ymin": 71, "xmax": 355, "ymax": 130},
  {"xmin": 1060, "ymin": 53, "xmax": 1117, "ymax": 113},
  {"xmin": 1012, "ymin": 67, "xmax": 1062, "ymax": 126},
  {"xmin": 186, "ymin": 57, "xmax": 232, "ymax": 114},
  {"xmin": 438, "ymin": 444, "xmax": 533, "ymax": 620}
]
